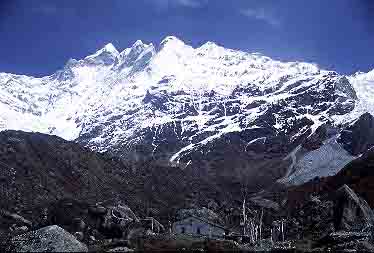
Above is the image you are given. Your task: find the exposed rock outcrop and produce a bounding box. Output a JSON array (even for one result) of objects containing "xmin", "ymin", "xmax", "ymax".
[
  {"xmin": 331, "ymin": 184, "xmax": 374, "ymax": 231},
  {"xmin": 339, "ymin": 112, "xmax": 374, "ymax": 155}
]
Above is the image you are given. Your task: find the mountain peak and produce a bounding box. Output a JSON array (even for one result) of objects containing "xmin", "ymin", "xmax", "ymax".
[
  {"xmin": 84, "ymin": 43, "xmax": 119, "ymax": 65},
  {"xmin": 91, "ymin": 43, "xmax": 119, "ymax": 57},
  {"xmin": 112, "ymin": 40, "xmax": 155, "ymax": 71},
  {"xmin": 199, "ymin": 41, "xmax": 220, "ymax": 49},
  {"xmin": 351, "ymin": 68, "xmax": 374, "ymax": 81},
  {"xmin": 102, "ymin": 43, "xmax": 118, "ymax": 54},
  {"xmin": 159, "ymin": 36, "xmax": 185, "ymax": 49},
  {"xmin": 128, "ymin": 40, "xmax": 154, "ymax": 53},
  {"xmin": 132, "ymin": 40, "xmax": 145, "ymax": 48}
]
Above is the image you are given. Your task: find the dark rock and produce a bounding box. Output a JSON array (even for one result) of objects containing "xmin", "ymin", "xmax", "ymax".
[
  {"xmin": 142, "ymin": 90, "xmax": 168, "ymax": 111},
  {"xmin": 338, "ymin": 112, "xmax": 374, "ymax": 155},
  {"xmin": 331, "ymin": 184, "xmax": 374, "ymax": 231},
  {"xmin": 0, "ymin": 209, "xmax": 32, "ymax": 227},
  {"xmin": 72, "ymin": 218, "xmax": 86, "ymax": 232},
  {"xmin": 74, "ymin": 231, "xmax": 84, "ymax": 241},
  {"xmin": 89, "ymin": 205, "xmax": 107, "ymax": 216},
  {"xmin": 302, "ymin": 124, "xmax": 329, "ymax": 151},
  {"xmin": 101, "ymin": 204, "xmax": 140, "ymax": 239},
  {"xmin": 111, "ymin": 204, "xmax": 139, "ymax": 222},
  {"xmin": 0, "ymin": 130, "xmax": 137, "ymax": 225}
]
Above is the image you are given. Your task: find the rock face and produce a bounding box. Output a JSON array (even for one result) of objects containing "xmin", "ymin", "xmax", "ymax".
[
  {"xmin": 101, "ymin": 204, "xmax": 140, "ymax": 238},
  {"xmin": 0, "ymin": 130, "xmax": 250, "ymax": 242},
  {"xmin": 278, "ymin": 125, "xmax": 356, "ymax": 186},
  {"xmin": 0, "ymin": 130, "xmax": 210, "ymax": 227},
  {"xmin": 338, "ymin": 112, "xmax": 374, "ymax": 155},
  {"xmin": 0, "ymin": 130, "xmax": 132, "ymax": 216},
  {"xmin": 287, "ymin": 147, "xmax": 374, "ymax": 209},
  {"xmin": 7, "ymin": 225, "xmax": 88, "ymax": 252},
  {"xmin": 0, "ymin": 209, "xmax": 32, "ymax": 228},
  {"xmin": 332, "ymin": 185, "xmax": 374, "ymax": 231},
  {"xmin": 1, "ymin": 36, "xmax": 373, "ymax": 192},
  {"xmin": 286, "ymin": 185, "xmax": 374, "ymax": 247}
]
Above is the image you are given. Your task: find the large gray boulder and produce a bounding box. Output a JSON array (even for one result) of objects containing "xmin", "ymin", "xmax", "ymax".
[
  {"xmin": 7, "ymin": 225, "xmax": 88, "ymax": 252},
  {"xmin": 332, "ymin": 184, "xmax": 374, "ymax": 231},
  {"xmin": 101, "ymin": 204, "xmax": 140, "ymax": 238}
]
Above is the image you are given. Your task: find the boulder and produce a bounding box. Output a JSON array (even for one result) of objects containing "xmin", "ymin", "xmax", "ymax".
[
  {"xmin": 111, "ymin": 204, "xmax": 139, "ymax": 222},
  {"xmin": 7, "ymin": 225, "xmax": 88, "ymax": 252},
  {"xmin": 332, "ymin": 185, "xmax": 374, "ymax": 231},
  {"xmin": 101, "ymin": 204, "xmax": 140, "ymax": 239}
]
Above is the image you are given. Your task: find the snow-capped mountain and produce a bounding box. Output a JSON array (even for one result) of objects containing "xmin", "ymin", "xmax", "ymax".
[{"xmin": 1, "ymin": 36, "xmax": 373, "ymax": 189}]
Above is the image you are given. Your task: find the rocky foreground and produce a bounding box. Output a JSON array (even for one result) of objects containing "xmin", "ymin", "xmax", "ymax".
[{"xmin": 1, "ymin": 130, "xmax": 374, "ymax": 251}]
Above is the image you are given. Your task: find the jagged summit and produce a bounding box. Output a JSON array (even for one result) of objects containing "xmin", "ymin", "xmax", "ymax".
[
  {"xmin": 353, "ymin": 68, "xmax": 374, "ymax": 80},
  {"xmin": 132, "ymin": 39, "xmax": 145, "ymax": 47},
  {"xmin": 160, "ymin": 35, "xmax": 185, "ymax": 47},
  {"xmin": 86, "ymin": 43, "xmax": 119, "ymax": 58},
  {"xmin": 83, "ymin": 43, "xmax": 119, "ymax": 66},
  {"xmin": 113, "ymin": 39, "xmax": 155, "ymax": 71},
  {"xmin": 103, "ymin": 43, "xmax": 118, "ymax": 54},
  {"xmin": 198, "ymin": 41, "xmax": 221, "ymax": 49},
  {"xmin": 126, "ymin": 39, "xmax": 154, "ymax": 53}
]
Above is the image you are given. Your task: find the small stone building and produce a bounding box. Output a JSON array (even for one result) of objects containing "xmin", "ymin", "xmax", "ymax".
[{"xmin": 172, "ymin": 215, "xmax": 226, "ymax": 238}]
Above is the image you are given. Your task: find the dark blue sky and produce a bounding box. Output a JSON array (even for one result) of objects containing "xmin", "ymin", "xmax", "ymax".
[{"xmin": 1, "ymin": 0, "xmax": 373, "ymax": 76}]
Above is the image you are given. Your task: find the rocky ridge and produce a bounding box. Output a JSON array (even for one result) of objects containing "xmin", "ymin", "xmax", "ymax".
[{"xmin": 1, "ymin": 36, "xmax": 374, "ymax": 190}]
